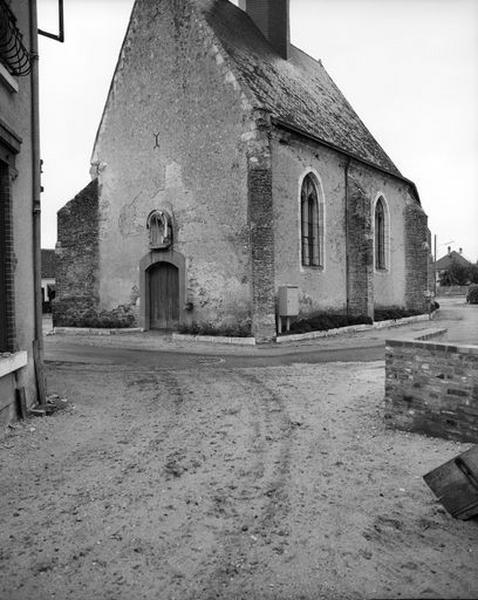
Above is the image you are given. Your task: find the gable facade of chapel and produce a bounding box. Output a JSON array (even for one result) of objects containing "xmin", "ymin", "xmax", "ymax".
[{"xmin": 54, "ymin": 0, "xmax": 429, "ymax": 342}]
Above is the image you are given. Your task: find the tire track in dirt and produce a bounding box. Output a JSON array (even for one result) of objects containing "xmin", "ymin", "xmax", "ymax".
[
  {"xmin": 109, "ymin": 365, "xmax": 297, "ymax": 599},
  {"xmin": 98, "ymin": 366, "xmax": 259, "ymax": 598},
  {"xmin": 194, "ymin": 368, "xmax": 300, "ymax": 599},
  {"xmin": 4, "ymin": 362, "xmax": 477, "ymax": 600},
  {"xmin": 0, "ymin": 368, "xmax": 197, "ymax": 595},
  {"xmin": 14, "ymin": 367, "xmax": 210, "ymax": 597}
]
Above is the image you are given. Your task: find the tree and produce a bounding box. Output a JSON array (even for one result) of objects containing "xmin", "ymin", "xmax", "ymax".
[
  {"xmin": 439, "ymin": 259, "xmax": 472, "ymax": 286},
  {"xmin": 470, "ymin": 264, "xmax": 478, "ymax": 284}
]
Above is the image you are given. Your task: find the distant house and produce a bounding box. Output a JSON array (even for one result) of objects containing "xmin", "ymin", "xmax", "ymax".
[
  {"xmin": 0, "ymin": 0, "xmax": 43, "ymax": 424},
  {"xmin": 55, "ymin": 0, "xmax": 430, "ymax": 341},
  {"xmin": 435, "ymin": 247, "xmax": 473, "ymax": 285},
  {"xmin": 41, "ymin": 249, "xmax": 56, "ymax": 312}
]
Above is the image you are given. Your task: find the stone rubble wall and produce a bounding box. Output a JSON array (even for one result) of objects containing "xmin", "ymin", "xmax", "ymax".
[
  {"xmin": 53, "ymin": 179, "xmax": 100, "ymax": 326},
  {"xmin": 404, "ymin": 204, "xmax": 429, "ymax": 313}
]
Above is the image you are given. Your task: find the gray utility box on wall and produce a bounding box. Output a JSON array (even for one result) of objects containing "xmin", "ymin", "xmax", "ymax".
[{"xmin": 278, "ymin": 285, "xmax": 299, "ymax": 317}]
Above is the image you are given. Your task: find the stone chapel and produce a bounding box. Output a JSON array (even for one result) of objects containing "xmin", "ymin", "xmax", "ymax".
[{"xmin": 55, "ymin": 0, "xmax": 429, "ymax": 342}]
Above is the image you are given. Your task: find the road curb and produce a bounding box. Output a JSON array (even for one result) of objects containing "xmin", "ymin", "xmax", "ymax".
[
  {"xmin": 48, "ymin": 313, "xmax": 435, "ymax": 346},
  {"xmin": 172, "ymin": 333, "xmax": 256, "ymax": 346},
  {"xmin": 51, "ymin": 327, "xmax": 144, "ymax": 336},
  {"xmin": 275, "ymin": 313, "xmax": 433, "ymax": 344}
]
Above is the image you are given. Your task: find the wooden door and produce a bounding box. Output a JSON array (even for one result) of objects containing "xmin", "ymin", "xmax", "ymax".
[{"xmin": 149, "ymin": 262, "xmax": 179, "ymax": 330}]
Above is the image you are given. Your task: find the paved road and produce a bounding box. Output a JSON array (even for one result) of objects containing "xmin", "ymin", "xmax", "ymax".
[
  {"xmin": 43, "ymin": 297, "xmax": 477, "ymax": 369},
  {"xmin": 435, "ymin": 295, "xmax": 478, "ymax": 344},
  {"xmin": 42, "ymin": 321, "xmax": 421, "ymax": 370},
  {"xmin": 45, "ymin": 340, "xmax": 385, "ymax": 370}
]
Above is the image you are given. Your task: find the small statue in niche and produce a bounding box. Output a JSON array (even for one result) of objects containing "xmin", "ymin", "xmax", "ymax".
[{"xmin": 146, "ymin": 210, "xmax": 172, "ymax": 250}]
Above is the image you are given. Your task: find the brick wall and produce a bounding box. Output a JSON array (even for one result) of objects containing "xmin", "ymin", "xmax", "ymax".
[
  {"xmin": 385, "ymin": 334, "xmax": 478, "ymax": 443},
  {"xmin": 239, "ymin": 0, "xmax": 289, "ymax": 59},
  {"xmin": 0, "ymin": 161, "xmax": 16, "ymax": 351},
  {"xmin": 53, "ymin": 179, "xmax": 99, "ymax": 325},
  {"xmin": 405, "ymin": 203, "xmax": 428, "ymax": 312}
]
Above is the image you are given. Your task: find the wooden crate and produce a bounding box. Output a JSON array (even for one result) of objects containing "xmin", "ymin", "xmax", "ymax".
[{"xmin": 423, "ymin": 445, "xmax": 478, "ymax": 520}]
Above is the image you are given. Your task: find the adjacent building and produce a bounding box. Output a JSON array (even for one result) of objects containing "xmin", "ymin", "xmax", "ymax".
[
  {"xmin": 55, "ymin": 0, "xmax": 429, "ymax": 342},
  {"xmin": 435, "ymin": 247, "xmax": 474, "ymax": 287},
  {"xmin": 41, "ymin": 249, "xmax": 56, "ymax": 312},
  {"xmin": 0, "ymin": 0, "xmax": 43, "ymax": 424}
]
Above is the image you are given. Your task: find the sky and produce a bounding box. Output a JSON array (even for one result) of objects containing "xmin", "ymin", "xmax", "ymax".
[{"xmin": 38, "ymin": 0, "xmax": 478, "ymax": 261}]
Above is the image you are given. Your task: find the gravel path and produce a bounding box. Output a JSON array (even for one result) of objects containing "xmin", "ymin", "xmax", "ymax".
[{"xmin": 0, "ymin": 361, "xmax": 477, "ymax": 599}]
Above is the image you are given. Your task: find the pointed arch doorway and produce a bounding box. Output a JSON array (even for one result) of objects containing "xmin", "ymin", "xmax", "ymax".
[
  {"xmin": 139, "ymin": 250, "xmax": 186, "ymax": 331},
  {"xmin": 148, "ymin": 262, "xmax": 179, "ymax": 330}
]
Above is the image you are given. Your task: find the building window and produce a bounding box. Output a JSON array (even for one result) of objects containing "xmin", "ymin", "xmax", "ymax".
[
  {"xmin": 374, "ymin": 196, "xmax": 387, "ymax": 270},
  {"xmin": 301, "ymin": 173, "xmax": 323, "ymax": 267}
]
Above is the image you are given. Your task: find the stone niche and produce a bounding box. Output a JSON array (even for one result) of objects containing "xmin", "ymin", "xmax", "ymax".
[{"xmin": 146, "ymin": 210, "xmax": 173, "ymax": 251}]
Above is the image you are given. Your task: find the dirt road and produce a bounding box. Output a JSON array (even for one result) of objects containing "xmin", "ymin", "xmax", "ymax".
[{"xmin": 1, "ymin": 360, "xmax": 477, "ymax": 599}]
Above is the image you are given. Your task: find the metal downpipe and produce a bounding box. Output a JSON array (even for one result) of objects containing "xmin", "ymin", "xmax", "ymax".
[{"xmin": 29, "ymin": 0, "xmax": 44, "ymax": 401}]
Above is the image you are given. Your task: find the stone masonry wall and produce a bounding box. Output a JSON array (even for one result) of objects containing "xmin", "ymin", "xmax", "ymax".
[
  {"xmin": 271, "ymin": 131, "xmax": 348, "ymax": 315},
  {"xmin": 346, "ymin": 174, "xmax": 374, "ymax": 318},
  {"xmin": 405, "ymin": 203, "xmax": 429, "ymax": 313},
  {"xmin": 348, "ymin": 161, "xmax": 412, "ymax": 310},
  {"xmin": 271, "ymin": 133, "xmax": 420, "ymax": 321},
  {"xmin": 53, "ymin": 179, "xmax": 99, "ymax": 325},
  {"xmin": 248, "ymin": 167, "xmax": 275, "ymax": 341},
  {"xmin": 247, "ymin": 110, "xmax": 276, "ymax": 342},
  {"xmin": 385, "ymin": 336, "xmax": 478, "ymax": 443},
  {"xmin": 90, "ymin": 0, "xmax": 252, "ymax": 334}
]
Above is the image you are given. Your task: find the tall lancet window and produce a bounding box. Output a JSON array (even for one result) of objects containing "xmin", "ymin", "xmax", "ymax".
[
  {"xmin": 375, "ymin": 197, "xmax": 386, "ymax": 270},
  {"xmin": 301, "ymin": 174, "xmax": 323, "ymax": 267}
]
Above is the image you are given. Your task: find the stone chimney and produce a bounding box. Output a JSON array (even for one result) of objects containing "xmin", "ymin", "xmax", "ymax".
[
  {"xmin": 459, "ymin": 248, "xmax": 463, "ymax": 254},
  {"xmin": 447, "ymin": 246, "xmax": 451, "ymax": 255},
  {"xmin": 238, "ymin": 0, "xmax": 290, "ymax": 60}
]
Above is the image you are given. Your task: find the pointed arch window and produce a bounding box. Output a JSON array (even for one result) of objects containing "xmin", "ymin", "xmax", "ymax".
[
  {"xmin": 375, "ymin": 197, "xmax": 386, "ymax": 270},
  {"xmin": 301, "ymin": 174, "xmax": 323, "ymax": 267}
]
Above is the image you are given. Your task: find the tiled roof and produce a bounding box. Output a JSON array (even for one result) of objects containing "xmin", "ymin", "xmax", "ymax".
[
  {"xmin": 434, "ymin": 251, "xmax": 472, "ymax": 270},
  {"xmin": 199, "ymin": 0, "xmax": 401, "ymax": 176},
  {"xmin": 41, "ymin": 249, "xmax": 55, "ymax": 279}
]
